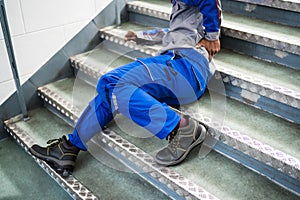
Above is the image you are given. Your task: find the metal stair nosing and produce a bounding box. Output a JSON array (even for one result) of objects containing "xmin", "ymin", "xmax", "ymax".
[
  {"xmin": 37, "ymin": 83, "xmax": 219, "ymax": 200},
  {"xmin": 68, "ymin": 52, "xmax": 300, "ymax": 195},
  {"xmin": 97, "ymin": 29, "xmax": 300, "ymax": 123},
  {"xmin": 126, "ymin": 1, "xmax": 300, "ymax": 57},
  {"xmin": 221, "ymin": 0, "xmax": 300, "ymax": 28},
  {"xmin": 217, "ymin": 67, "xmax": 300, "ymax": 124},
  {"xmin": 233, "ymin": 0, "xmax": 300, "ymax": 13},
  {"xmin": 222, "ymin": 83, "xmax": 300, "ymax": 124},
  {"xmin": 3, "ymin": 116, "xmax": 98, "ymax": 200},
  {"xmin": 181, "ymin": 103, "xmax": 300, "ymax": 182}
]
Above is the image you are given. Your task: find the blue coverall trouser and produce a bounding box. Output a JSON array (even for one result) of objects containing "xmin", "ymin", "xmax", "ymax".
[{"xmin": 68, "ymin": 49, "xmax": 210, "ymax": 150}]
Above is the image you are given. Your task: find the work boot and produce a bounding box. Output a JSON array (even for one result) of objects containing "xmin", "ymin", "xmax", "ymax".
[
  {"xmin": 155, "ymin": 116, "xmax": 207, "ymax": 166},
  {"xmin": 29, "ymin": 136, "xmax": 80, "ymax": 176}
]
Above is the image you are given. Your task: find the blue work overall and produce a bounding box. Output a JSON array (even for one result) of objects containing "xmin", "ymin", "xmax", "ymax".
[{"xmin": 68, "ymin": 49, "xmax": 212, "ymax": 150}]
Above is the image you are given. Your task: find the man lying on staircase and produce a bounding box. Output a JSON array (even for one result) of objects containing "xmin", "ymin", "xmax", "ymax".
[{"xmin": 29, "ymin": 0, "xmax": 222, "ymax": 176}]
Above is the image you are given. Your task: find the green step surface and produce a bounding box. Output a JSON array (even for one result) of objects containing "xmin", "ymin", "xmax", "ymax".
[
  {"xmin": 109, "ymin": 117, "xmax": 298, "ymax": 200},
  {"xmin": 69, "ymin": 46, "xmax": 300, "ymax": 157},
  {"xmin": 222, "ymin": 12, "xmax": 300, "ymax": 48},
  {"xmin": 10, "ymin": 108, "xmax": 169, "ymax": 200},
  {"xmin": 0, "ymin": 138, "xmax": 71, "ymax": 200},
  {"xmin": 214, "ymin": 49, "xmax": 300, "ymax": 92},
  {"xmin": 187, "ymin": 92, "xmax": 300, "ymax": 161},
  {"xmin": 35, "ymin": 79, "xmax": 296, "ymax": 199}
]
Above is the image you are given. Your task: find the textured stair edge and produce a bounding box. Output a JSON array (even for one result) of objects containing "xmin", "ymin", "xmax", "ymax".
[
  {"xmin": 71, "ymin": 53, "xmax": 300, "ymax": 124},
  {"xmin": 234, "ymin": 0, "xmax": 300, "ymax": 12},
  {"xmin": 217, "ymin": 65, "xmax": 300, "ymax": 109},
  {"xmin": 126, "ymin": 1, "xmax": 300, "ymax": 55},
  {"xmin": 90, "ymin": 32, "xmax": 300, "ymax": 111},
  {"xmin": 69, "ymin": 55, "xmax": 300, "ymax": 178},
  {"xmin": 220, "ymin": 26, "xmax": 299, "ymax": 56},
  {"xmin": 182, "ymin": 105, "xmax": 300, "ymax": 181},
  {"xmin": 99, "ymin": 28, "xmax": 159, "ymax": 56},
  {"xmin": 3, "ymin": 116, "xmax": 98, "ymax": 200},
  {"xmin": 213, "ymin": 140, "xmax": 300, "ymax": 196},
  {"xmin": 127, "ymin": 0, "xmax": 170, "ymax": 21},
  {"xmin": 37, "ymin": 87, "xmax": 219, "ymax": 200},
  {"xmin": 224, "ymin": 84, "xmax": 300, "ymax": 124},
  {"xmin": 98, "ymin": 129, "xmax": 218, "ymax": 200},
  {"xmin": 69, "ymin": 49, "xmax": 300, "ymax": 177},
  {"xmin": 37, "ymin": 77, "xmax": 300, "ymax": 184}
]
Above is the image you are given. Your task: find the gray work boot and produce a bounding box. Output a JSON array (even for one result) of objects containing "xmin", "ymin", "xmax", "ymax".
[
  {"xmin": 155, "ymin": 116, "xmax": 207, "ymax": 166},
  {"xmin": 29, "ymin": 136, "xmax": 80, "ymax": 176}
]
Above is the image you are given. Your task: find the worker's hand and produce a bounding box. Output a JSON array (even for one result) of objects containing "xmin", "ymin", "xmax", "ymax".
[
  {"xmin": 124, "ymin": 30, "xmax": 137, "ymax": 42},
  {"xmin": 196, "ymin": 38, "xmax": 220, "ymax": 61}
]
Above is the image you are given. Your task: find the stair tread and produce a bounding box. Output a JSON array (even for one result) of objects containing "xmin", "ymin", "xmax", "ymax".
[
  {"xmin": 11, "ymin": 102, "xmax": 298, "ymax": 200},
  {"xmin": 214, "ymin": 49, "xmax": 300, "ymax": 92},
  {"xmin": 222, "ymin": 12, "xmax": 300, "ymax": 46},
  {"xmin": 71, "ymin": 47, "xmax": 132, "ymax": 73},
  {"xmin": 99, "ymin": 23, "xmax": 299, "ymax": 95},
  {"xmin": 128, "ymin": 0, "xmax": 300, "ymax": 48},
  {"xmin": 41, "ymin": 77, "xmax": 300, "ymax": 170},
  {"xmin": 12, "ymin": 107, "xmax": 169, "ymax": 200}
]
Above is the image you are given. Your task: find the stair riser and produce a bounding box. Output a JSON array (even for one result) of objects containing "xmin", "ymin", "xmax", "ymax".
[
  {"xmin": 224, "ymin": 84, "xmax": 300, "ymax": 124},
  {"xmin": 232, "ymin": 0, "xmax": 300, "ymax": 12},
  {"xmin": 222, "ymin": 0, "xmax": 300, "ymax": 27},
  {"xmin": 214, "ymin": 141, "xmax": 300, "ymax": 196},
  {"xmin": 129, "ymin": 12, "xmax": 169, "ymax": 29},
  {"xmin": 221, "ymin": 36, "xmax": 299, "ymax": 70}
]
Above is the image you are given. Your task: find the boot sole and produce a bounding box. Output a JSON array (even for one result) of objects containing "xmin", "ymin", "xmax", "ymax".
[{"xmin": 155, "ymin": 123, "xmax": 207, "ymax": 166}]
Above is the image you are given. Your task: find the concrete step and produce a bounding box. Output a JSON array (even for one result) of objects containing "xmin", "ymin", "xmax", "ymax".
[
  {"xmin": 221, "ymin": 0, "xmax": 300, "ymax": 27},
  {"xmin": 126, "ymin": 0, "xmax": 300, "ymax": 69},
  {"xmin": 98, "ymin": 23, "xmax": 300, "ymax": 123},
  {"xmin": 3, "ymin": 108, "xmax": 176, "ymax": 200},
  {"xmin": 29, "ymin": 77, "xmax": 299, "ymax": 199}
]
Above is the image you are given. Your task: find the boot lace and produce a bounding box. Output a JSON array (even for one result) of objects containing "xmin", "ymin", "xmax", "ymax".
[
  {"xmin": 166, "ymin": 130, "xmax": 177, "ymax": 142},
  {"xmin": 166, "ymin": 130, "xmax": 179, "ymax": 153},
  {"xmin": 46, "ymin": 138, "xmax": 62, "ymax": 147}
]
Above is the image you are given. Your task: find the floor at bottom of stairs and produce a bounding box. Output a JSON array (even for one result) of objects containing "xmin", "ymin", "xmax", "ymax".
[{"xmin": 0, "ymin": 137, "xmax": 71, "ymax": 200}]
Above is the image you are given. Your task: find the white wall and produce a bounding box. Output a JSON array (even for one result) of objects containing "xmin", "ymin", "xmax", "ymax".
[{"xmin": 0, "ymin": 0, "xmax": 112, "ymax": 105}]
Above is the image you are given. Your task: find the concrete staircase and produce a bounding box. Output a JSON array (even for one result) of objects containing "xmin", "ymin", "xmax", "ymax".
[{"xmin": 3, "ymin": 0, "xmax": 300, "ymax": 199}]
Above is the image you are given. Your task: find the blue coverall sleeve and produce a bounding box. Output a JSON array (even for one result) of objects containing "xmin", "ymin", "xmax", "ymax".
[
  {"xmin": 180, "ymin": 0, "xmax": 222, "ymax": 40},
  {"xmin": 199, "ymin": 0, "xmax": 222, "ymax": 40}
]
